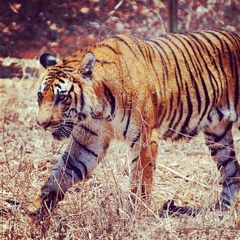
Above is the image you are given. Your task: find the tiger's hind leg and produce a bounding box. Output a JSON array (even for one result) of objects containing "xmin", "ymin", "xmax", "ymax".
[
  {"xmin": 130, "ymin": 128, "xmax": 158, "ymax": 207},
  {"xmin": 204, "ymin": 121, "xmax": 240, "ymax": 209},
  {"xmin": 160, "ymin": 121, "xmax": 240, "ymax": 217}
]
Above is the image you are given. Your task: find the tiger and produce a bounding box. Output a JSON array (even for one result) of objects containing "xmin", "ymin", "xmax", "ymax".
[{"xmin": 29, "ymin": 30, "xmax": 240, "ymax": 220}]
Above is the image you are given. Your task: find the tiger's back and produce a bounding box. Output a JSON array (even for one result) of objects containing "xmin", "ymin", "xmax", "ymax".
[
  {"xmin": 64, "ymin": 30, "xmax": 240, "ymax": 142},
  {"xmin": 92, "ymin": 30, "xmax": 240, "ymax": 141},
  {"xmin": 31, "ymin": 30, "xmax": 240, "ymax": 219}
]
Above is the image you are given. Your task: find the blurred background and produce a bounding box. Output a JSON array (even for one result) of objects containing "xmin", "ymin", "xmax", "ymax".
[{"xmin": 0, "ymin": 0, "xmax": 239, "ymax": 77}]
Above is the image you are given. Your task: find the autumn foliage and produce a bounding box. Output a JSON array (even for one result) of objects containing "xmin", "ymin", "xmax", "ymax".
[{"xmin": 1, "ymin": 0, "xmax": 239, "ymax": 59}]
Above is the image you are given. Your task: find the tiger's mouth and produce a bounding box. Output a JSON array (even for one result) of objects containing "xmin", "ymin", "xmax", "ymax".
[{"xmin": 51, "ymin": 121, "xmax": 74, "ymax": 140}]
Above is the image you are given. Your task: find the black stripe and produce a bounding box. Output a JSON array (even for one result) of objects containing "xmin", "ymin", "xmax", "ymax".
[
  {"xmin": 102, "ymin": 83, "xmax": 116, "ymax": 119},
  {"xmin": 159, "ymin": 38, "xmax": 184, "ymax": 90},
  {"xmin": 234, "ymin": 54, "xmax": 239, "ymax": 109},
  {"xmin": 63, "ymin": 59, "xmax": 83, "ymax": 65},
  {"xmin": 174, "ymin": 70, "xmax": 181, "ymax": 105},
  {"xmin": 205, "ymin": 32, "xmax": 228, "ymax": 80},
  {"xmin": 101, "ymin": 43, "xmax": 119, "ymax": 54},
  {"xmin": 190, "ymin": 34, "xmax": 218, "ymax": 106},
  {"xmin": 62, "ymin": 152, "xmax": 85, "ymax": 179},
  {"xmin": 144, "ymin": 42, "xmax": 160, "ymax": 83},
  {"xmin": 223, "ymin": 40, "xmax": 234, "ymax": 109},
  {"xmin": 134, "ymin": 37, "xmax": 146, "ymax": 59},
  {"xmin": 189, "ymin": 70, "xmax": 201, "ymax": 114},
  {"xmin": 230, "ymin": 150, "xmax": 236, "ymax": 158},
  {"xmin": 69, "ymin": 84, "xmax": 74, "ymax": 93},
  {"xmin": 223, "ymin": 36, "xmax": 240, "ymax": 110},
  {"xmin": 55, "ymin": 83, "xmax": 61, "ymax": 89},
  {"xmin": 166, "ymin": 92, "xmax": 174, "ymax": 121},
  {"xmin": 147, "ymin": 160, "xmax": 156, "ymax": 170},
  {"xmin": 147, "ymin": 39, "xmax": 171, "ymax": 65},
  {"xmin": 114, "ymin": 36, "xmax": 138, "ymax": 58},
  {"xmin": 197, "ymin": 32, "xmax": 222, "ymax": 75},
  {"xmin": 182, "ymin": 35, "xmax": 211, "ymax": 123},
  {"xmin": 79, "ymin": 85, "xmax": 84, "ymax": 111},
  {"xmin": 180, "ymin": 82, "xmax": 193, "ymax": 134},
  {"xmin": 58, "ymin": 79, "xmax": 65, "ymax": 84},
  {"xmin": 123, "ymin": 101, "xmax": 132, "ymax": 139},
  {"xmin": 228, "ymin": 47, "xmax": 236, "ymax": 83},
  {"xmin": 166, "ymin": 109, "xmax": 177, "ymax": 135},
  {"xmin": 169, "ymin": 35, "xmax": 202, "ymax": 113},
  {"xmin": 210, "ymin": 148, "xmax": 219, "ymax": 157},
  {"xmin": 170, "ymin": 101, "xmax": 184, "ymax": 137},
  {"xmin": 195, "ymin": 65, "xmax": 211, "ymax": 123},
  {"xmin": 214, "ymin": 31, "xmax": 237, "ymax": 48},
  {"xmin": 72, "ymin": 135, "xmax": 98, "ymax": 158},
  {"xmin": 52, "ymin": 166, "xmax": 74, "ymax": 179},
  {"xmin": 56, "ymin": 71, "xmax": 68, "ymax": 78},
  {"xmin": 58, "ymin": 66, "xmax": 75, "ymax": 72},
  {"xmin": 73, "ymin": 91, "xmax": 78, "ymax": 106},
  {"xmin": 223, "ymin": 176, "xmax": 237, "ymax": 187},
  {"xmin": 120, "ymin": 96, "xmax": 128, "ymax": 123},
  {"xmin": 204, "ymin": 123, "xmax": 233, "ymax": 143},
  {"xmin": 130, "ymin": 132, "xmax": 141, "ymax": 148},
  {"xmin": 207, "ymin": 115, "xmax": 212, "ymax": 123},
  {"xmin": 132, "ymin": 156, "xmax": 139, "ymax": 164},
  {"xmin": 195, "ymin": 32, "xmax": 223, "ymax": 96},
  {"xmin": 145, "ymin": 41, "xmax": 156, "ymax": 58},
  {"xmin": 146, "ymin": 40, "xmax": 169, "ymax": 94},
  {"xmin": 67, "ymin": 157, "xmax": 85, "ymax": 180},
  {"xmin": 216, "ymin": 108, "xmax": 224, "ymax": 121},
  {"xmin": 157, "ymin": 102, "xmax": 167, "ymax": 127},
  {"xmin": 79, "ymin": 124, "xmax": 98, "ymax": 136},
  {"xmin": 220, "ymin": 194, "xmax": 231, "ymax": 206},
  {"xmin": 96, "ymin": 59, "xmax": 116, "ymax": 66}
]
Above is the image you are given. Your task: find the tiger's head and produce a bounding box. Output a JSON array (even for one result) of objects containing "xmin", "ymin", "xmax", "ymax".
[{"xmin": 37, "ymin": 52, "xmax": 98, "ymax": 140}]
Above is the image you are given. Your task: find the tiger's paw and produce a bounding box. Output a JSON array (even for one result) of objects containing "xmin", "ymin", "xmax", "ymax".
[
  {"xmin": 159, "ymin": 200, "xmax": 200, "ymax": 217},
  {"xmin": 27, "ymin": 196, "xmax": 52, "ymax": 236},
  {"xmin": 27, "ymin": 196, "xmax": 42, "ymax": 214},
  {"xmin": 27, "ymin": 196, "xmax": 50, "ymax": 224}
]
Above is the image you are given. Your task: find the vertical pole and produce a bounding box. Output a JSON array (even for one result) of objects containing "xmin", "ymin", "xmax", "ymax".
[{"xmin": 168, "ymin": 0, "xmax": 178, "ymax": 33}]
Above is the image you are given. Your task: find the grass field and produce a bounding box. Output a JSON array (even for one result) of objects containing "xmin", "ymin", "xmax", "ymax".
[{"xmin": 1, "ymin": 59, "xmax": 240, "ymax": 239}]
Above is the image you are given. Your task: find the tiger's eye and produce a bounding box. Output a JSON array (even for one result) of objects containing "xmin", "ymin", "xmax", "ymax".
[
  {"xmin": 55, "ymin": 94, "xmax": 68, "ymax": 104},
  {"xmin": 58, "ymin": 94, "xmax": 66, "ymax": 101}
]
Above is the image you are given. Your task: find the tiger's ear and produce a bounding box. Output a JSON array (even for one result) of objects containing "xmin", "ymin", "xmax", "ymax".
[
  {"xmin": 79, "ymin": 52, "xmax": 96, "ymax": 80},
  {"xmin": 40, "ymin": 53, "xmax": 57, "ymax": 69}
]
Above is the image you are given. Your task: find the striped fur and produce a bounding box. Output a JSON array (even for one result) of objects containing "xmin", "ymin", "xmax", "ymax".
[{"xmin": 34, "ymin": 30, "xmax": 240, "ymax": 218}]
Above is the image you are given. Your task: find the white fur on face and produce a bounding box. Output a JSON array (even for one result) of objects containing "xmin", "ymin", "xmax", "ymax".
[
  {"xmin": 53, "ymin": 80, "xmax": 71, "ymax": 95},
  {"xmin": 38, "ymin": 77, "xmax": 48, "ymax": 93}
]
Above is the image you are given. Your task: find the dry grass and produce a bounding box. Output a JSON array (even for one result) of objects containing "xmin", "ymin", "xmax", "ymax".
[{"xmin": 1, "ymin": 59, "xmax": 240, "ymax": 239}]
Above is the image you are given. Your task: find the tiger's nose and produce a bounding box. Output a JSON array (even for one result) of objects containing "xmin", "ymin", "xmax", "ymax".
[{"xmin": 37, "ymin": 120, "xmax": 51, "ymax": 129}]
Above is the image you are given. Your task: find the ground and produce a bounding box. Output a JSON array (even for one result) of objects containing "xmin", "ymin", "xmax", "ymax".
[{"xmin": 1, "ymin": 59, "xmax": 240, "ymax": 239}]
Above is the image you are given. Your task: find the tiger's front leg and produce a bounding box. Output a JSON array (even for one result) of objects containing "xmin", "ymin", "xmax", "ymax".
[
  {"xmin": 40, "ymin": 151, "xmax": 95, "ymax": 217},
  {"xmin": 28, "ymin": 138, "xmax": 107, "ymax": 221},
  {"xmin": 130, "ymin": 129, "xmax": 158, "ymax": 207}
]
